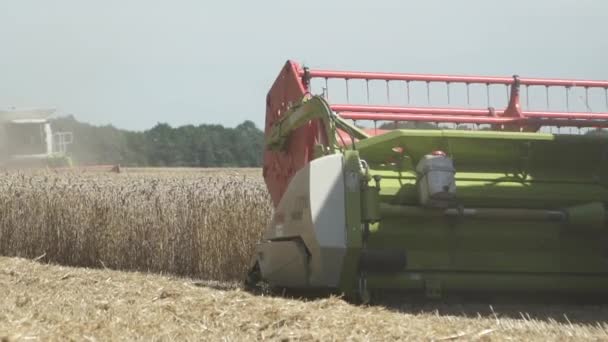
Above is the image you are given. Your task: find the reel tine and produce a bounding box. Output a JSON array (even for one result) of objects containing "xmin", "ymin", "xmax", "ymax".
[
  {"xmin": 345, "ymin": 79, "xmax": 350, "ymax": 103},
  {"xmin": 446, "ymin": 82, "xmax": 451, "ymax": 104},
  {"xmin": 486, "ymin": 83, "xmax": 490, "ymax": 107}
]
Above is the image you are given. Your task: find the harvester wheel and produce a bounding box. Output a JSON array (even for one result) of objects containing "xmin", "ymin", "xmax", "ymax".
[
  {"xmin": 244, "ymin": 261, "xmax": 262, "ymax": 291},
  {"xmin": 357, "ymin": 275, "xmax": 371, "ymax": 305},
  {"xmin": 244, "ymin": 261, "xmax": 286, "ymax": 296}
]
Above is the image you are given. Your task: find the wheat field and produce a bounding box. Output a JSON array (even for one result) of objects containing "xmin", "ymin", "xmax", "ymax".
[
  {"xmin": 3, "ymin": 168, "xmax": 608, "ymax": 341},
  {"xmin": 0, "ymin": 168, "xmax": 272, "ymax": 281}
]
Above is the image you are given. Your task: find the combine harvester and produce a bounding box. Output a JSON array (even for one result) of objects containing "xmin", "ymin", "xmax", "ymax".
[
  {"xmin": 247, "ymin": 60, "xmax": 608, "ymax": 302},
  {"xmin": 0, "ymin": 108, "xmax": 73, "ymax": 168}
]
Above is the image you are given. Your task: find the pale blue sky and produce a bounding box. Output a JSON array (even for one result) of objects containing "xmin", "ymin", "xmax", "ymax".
[{"xmin": 0, "ymin": 0, "xmax": 606, "ymax": 131}]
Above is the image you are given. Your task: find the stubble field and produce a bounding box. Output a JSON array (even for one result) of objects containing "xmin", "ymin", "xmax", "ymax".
[{"xmin": 1, "ymin": 168, "xmax": 608, "ymax": 341}]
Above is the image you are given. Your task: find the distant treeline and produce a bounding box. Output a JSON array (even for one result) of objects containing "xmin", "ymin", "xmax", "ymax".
[{"xmin": 52, "ymin": 116, "xmax": 264, "ymax": 167}]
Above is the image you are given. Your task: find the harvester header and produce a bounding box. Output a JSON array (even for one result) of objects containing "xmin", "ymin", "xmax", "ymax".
[
  {"xmin": 264, "ymin": 61, "xmax": 608, "ymax": 206},
  {"xmin": 251, "ymin": 60, "xmax": 608, "ymax": 302}
]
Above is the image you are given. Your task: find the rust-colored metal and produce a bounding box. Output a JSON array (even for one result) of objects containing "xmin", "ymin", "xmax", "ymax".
[{"xmin": 264, "ymin": 61, "xmax": 324, "ymax": 206}]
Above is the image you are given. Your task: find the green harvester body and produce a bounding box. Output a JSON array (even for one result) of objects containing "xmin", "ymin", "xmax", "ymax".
[{"xmin": 348, "ymin": 130, "xmax": 608, "ymax": 297}]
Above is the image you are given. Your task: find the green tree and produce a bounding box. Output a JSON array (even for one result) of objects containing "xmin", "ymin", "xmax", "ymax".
[{"xmin": 51, "ymin": 116, "xmax": 265, "ymax": 167}]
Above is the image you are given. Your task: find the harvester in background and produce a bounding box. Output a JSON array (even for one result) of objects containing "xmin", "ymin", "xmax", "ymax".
[
  {"xmin": 0, "ymin": 108, "xmax": 73, "ymax": 168},
  {"xmin": 247, "ymin": 60, "xmax": 608, "ymax": 302}
]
